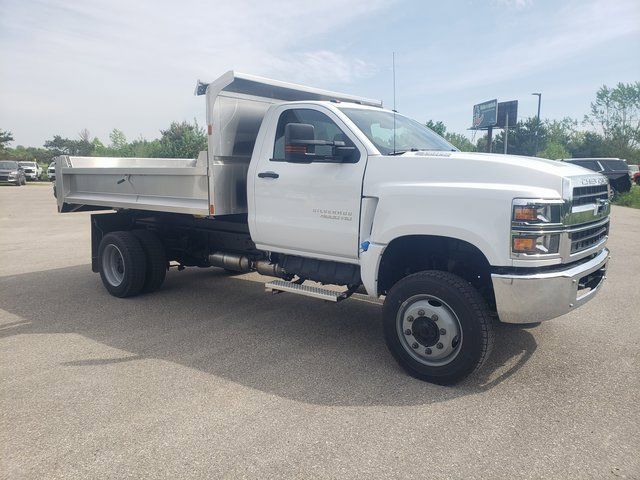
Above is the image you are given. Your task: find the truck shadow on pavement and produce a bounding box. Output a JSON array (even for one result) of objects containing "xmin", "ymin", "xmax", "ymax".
[{"xmin": 1, "ymin": 265, "xmax": 537, "ymax": 406}]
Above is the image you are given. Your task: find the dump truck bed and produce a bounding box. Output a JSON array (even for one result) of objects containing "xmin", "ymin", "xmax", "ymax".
[{"xmin": 56, "ymin": 153, "xmax": 209, "ymax": 215}]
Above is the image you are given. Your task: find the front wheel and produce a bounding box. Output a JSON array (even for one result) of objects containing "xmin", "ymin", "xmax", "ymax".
[{"xmin": 383, "ymin": 271, "xmax": 494, "ymax": 385}]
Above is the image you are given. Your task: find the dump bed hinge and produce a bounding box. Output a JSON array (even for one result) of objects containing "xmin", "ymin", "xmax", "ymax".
[{"xmin": 265, "ymin": 280, "xmax": 351, "ymax": 302}]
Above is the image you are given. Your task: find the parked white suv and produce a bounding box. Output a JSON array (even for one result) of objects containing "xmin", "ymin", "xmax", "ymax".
[{"xmin": 18, "ymin": 161, "xmax": 42, "ymax": 181}]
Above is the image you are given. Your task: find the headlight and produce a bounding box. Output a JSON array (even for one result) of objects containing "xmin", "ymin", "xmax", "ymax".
[
  {"xmin": 10, "ymin": 170, "xmax": 18, "ymax": 175},
  {"xmin": 511, "ymin": 198, "xmax": 565, "ymax": 258},
  {"xmin": 512, "ymin": 199, "xmax": 563, "ymax": 225}
]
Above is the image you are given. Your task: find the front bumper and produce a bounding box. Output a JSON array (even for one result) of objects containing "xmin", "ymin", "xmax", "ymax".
[{"xmin": 491, "ymin": 248, "xmax": 609, "ymax": 324}]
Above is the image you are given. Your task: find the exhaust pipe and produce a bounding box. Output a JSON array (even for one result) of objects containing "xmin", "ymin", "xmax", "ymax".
[
  {"xmin": 208, "ymin": 252, "xmax": 251, "ymax": 272},
  {"xmin": 208, "ymin": 253, "xmax": 286, "ymax": 277}
]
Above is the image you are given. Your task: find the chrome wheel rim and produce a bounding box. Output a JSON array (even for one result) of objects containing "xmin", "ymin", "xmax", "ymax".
[
  {"xmin": 396, "ymin": 294, "xmax": 463, "ymax": 367},
  {"xmin": 102, "ymin": 244, "xmax": 125, "ymax": 287}
]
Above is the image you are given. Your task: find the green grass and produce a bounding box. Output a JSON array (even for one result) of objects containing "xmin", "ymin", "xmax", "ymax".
[{"xmin": 613, "ymin": 184, "xmax": 640, "ymax": 209}]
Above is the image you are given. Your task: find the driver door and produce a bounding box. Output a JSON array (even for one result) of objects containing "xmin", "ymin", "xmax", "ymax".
[{"xmin": 251, "ymin": 106, "xmax": 367, "ymax": 261}]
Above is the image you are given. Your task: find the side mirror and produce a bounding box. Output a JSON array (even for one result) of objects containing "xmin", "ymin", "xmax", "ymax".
[
  {"xmin": 284, "ymin": 123, "xmax": 315, "ymax": 163},
  {"xmin": 284, "ymin": 122, "xmax": 358, "ymax": 163}
]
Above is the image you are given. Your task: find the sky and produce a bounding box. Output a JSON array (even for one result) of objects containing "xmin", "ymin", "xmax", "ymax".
[{"xmin": 0, "ymin": 0, "xmax": 639, "ymax": 147}]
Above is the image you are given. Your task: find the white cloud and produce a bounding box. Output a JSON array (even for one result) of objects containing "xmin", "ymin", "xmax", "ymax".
[
  {"xmin": 0, "ymin": 0, "xmax": 392, "ymax": 145},
  {"xmin": 493, "ymin": 0, "xmax": 533, "ymax": 9}
]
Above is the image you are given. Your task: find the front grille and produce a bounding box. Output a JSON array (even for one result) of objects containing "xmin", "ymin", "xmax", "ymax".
[
  {"xmin": 24, "ymin": 169, "xmax": 34, "ymax": 173},
  {"xmin": 0, "ymin": 175, "xmax": 9, "ymax": 181},
  {"xmin": 573, "ymin": 185, "xmax": 608, "ymax": 206},
  {"xmin": 570, "ymin": 221, "xmax": 609, "ymax": 253}
]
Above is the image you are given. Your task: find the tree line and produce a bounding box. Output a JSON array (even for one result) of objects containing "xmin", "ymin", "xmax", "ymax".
[
  {"xmin": 0, "ymin": 121, "xmax": 207, "ymax": 166},
  {"xmin": 1, "ymin": 82, "xmax": 638, "ymax": 167}
]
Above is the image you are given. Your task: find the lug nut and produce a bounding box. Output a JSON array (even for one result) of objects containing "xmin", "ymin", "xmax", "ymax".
[
  {"xmin": 431, "ymin": 314, "xmax": 438, "ymax": 321},
  {"xmin": 405, "ymin": 329, "xmax": 412, "ymax": 335},
  {"xmin": 417, "ymin": 309, "xmax": 425, "ymax": 316},
  {"xmin": 412, "ymin": 342, "xmax": 419, "ymax": 349},
  {"xmin": 439, "ymin": 328, "xmax": 446, "ymax": 335},
  {"xmin": 436, "ymin": 342, "xmax": 443, "ymax": 349},
  {"xmin": 407, "ymin": 315, "xmax": 414, "ymax": 322},
  {"xmin": 425, "ymin": 348, "xmax": 432, "ymax": 355}
]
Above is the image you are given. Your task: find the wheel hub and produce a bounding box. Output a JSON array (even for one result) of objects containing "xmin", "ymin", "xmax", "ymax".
[
  {"xmin": 102, "ymin": 244, "xmax": 125, "ymax": 287},
  {"xmin": 411, "ymin": 316, "xmax": 440, "ymax": 347},
  {"xmin": 397, "ymin": 295, "xmax": 463, "ymax": 366}
]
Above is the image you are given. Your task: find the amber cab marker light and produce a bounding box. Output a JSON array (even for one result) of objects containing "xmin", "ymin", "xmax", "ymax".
[
  {"xmin": 513, "ymin": 206, "xmax": 538, "ymax": 221},
  {"xmin": 513, "ymin": 237, "xmax": 536, "ymax": 253}
]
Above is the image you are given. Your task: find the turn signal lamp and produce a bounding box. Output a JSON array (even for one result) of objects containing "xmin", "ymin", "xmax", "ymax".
[
  {"xmin": 512, "ymin": 237, "xmax": 537, "ymax": 253},
  {"xmin": 513, "ymin": 206, "xmax": 539, "ymax": 222}
]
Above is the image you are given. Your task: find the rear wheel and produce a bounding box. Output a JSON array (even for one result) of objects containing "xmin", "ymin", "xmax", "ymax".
[
  {"xmin": 132, "ymin": 229, "xmax": 167, "ymax": 293},
  {"xmin": 98, "ymin": 231, "xmax": 147, "ymax": 298},
  {"xmin": 383, "ymin": 270, "xmax": 494, "ymax": 385}
]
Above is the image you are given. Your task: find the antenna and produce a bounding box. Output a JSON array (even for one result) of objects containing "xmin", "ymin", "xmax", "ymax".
[{"xmin": 392, "ymin": 52, "xmax": 397, "ymax": 154}]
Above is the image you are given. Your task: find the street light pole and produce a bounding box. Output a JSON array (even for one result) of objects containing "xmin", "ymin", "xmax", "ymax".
[{"xmin": 532, "ymin": 92, "xmax": 542, "ymax": 155}]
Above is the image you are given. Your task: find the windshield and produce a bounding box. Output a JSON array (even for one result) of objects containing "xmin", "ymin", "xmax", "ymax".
[
  {"xmin": 339, "ymin": 107, "xmax": 456, "ymax": 155},
  {"xmin": 0, "ymin": 161, "xmax": 18, "ymax": 169},
  {"xmin": 601, "ymin": 159, "xmax": 628, "ymax": 172}
]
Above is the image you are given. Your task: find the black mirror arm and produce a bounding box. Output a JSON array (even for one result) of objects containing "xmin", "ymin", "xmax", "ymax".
[{"xmin": 289, "ymin": 139, "xmax": 341, "ymax": 147}]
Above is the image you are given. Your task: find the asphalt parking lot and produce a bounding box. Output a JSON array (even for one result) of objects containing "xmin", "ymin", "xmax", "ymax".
[{"xmin": 1, "ymin": 185, "xmax": 639, "ymax": 479}]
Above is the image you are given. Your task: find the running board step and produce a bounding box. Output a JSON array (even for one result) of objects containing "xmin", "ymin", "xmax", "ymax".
[{"xmin": 265, "ymin": 280, "xmax": 350, "ymax": 302}]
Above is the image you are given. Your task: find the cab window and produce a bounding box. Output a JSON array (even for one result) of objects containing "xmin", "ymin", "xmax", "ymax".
[{"xmin": 272, "ymin": 108, "xmax": 357, "ymax": 162}]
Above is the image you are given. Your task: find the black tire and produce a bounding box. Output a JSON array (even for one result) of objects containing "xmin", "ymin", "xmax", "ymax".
[
  {"xmin": 98, "ymin": 231, "xmax": 147, "ymax": 298},
  {"xmin": 383, "ymin": 270, "xmax": 494, "ymax": 385},
  {"xmin": 132, "ymin": 229, "xmax": 167, "ymax": 293}
]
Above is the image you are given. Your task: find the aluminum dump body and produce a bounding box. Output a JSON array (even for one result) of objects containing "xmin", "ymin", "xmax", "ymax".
[{"xmin": 56, "ymin": 153, "xmax": 209, "ymax": 214}]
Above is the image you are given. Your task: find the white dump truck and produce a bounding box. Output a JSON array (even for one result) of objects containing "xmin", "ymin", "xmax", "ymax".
[{"xmin": 55, "ymin": 71, "xmax": 611, "ymax": 384}]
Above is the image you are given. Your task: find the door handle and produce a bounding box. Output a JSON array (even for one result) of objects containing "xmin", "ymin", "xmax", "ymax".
[{"xmin": 258, "ymin": 171, "xmax": 279, "ymax": 179}]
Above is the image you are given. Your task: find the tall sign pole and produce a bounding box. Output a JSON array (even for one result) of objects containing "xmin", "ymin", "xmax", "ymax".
[{"xmin": 504, "ymin": 112, "xmax": 509, "ymax": 154}]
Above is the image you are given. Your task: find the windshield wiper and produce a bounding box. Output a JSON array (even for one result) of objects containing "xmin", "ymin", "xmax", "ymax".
[{"xmin": 388, "ymin": 147, "xmax": 457, "ymax": 155}]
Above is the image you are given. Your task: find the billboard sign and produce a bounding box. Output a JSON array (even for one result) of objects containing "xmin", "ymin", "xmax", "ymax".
[
  {"xmin": 472, "ymin": 99, "xmax": 497, "ymax": 129},
  {"xmin": 497, "ymin": 100, "xmax": 518, "ymax": 128}
]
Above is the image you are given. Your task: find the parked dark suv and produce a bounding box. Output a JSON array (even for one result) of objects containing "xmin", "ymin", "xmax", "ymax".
[
  {"xmin": 562, "ymin": 158, "xmax": 632, "ymax": 193},
  {"xmin": 0, "ymin": 160, "xmax": 27, "ymax": 186}
]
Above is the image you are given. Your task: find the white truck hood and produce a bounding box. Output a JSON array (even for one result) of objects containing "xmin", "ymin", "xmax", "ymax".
[{"xmin": 363, "ymin": 151, "xmax": 599, "ymax": 199}]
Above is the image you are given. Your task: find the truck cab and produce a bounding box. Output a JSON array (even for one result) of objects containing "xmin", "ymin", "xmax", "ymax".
[{"xmin": 54, "ymin": 71, "xmax": 610, "ymax": 384}]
